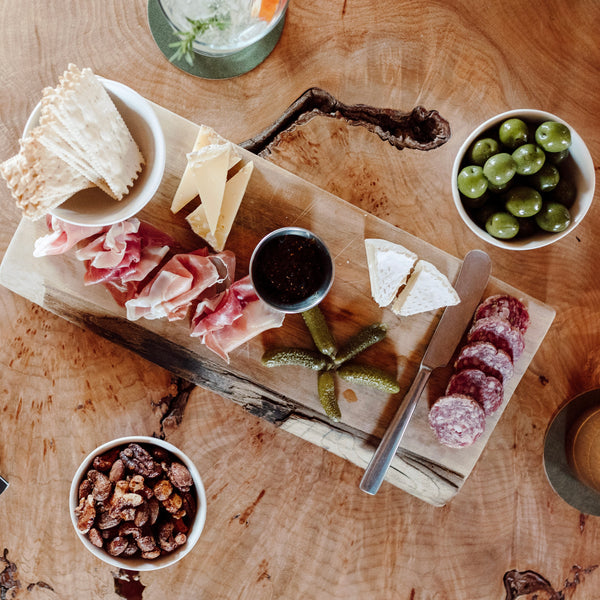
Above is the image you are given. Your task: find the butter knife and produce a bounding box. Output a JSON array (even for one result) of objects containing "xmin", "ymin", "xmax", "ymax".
[{"xmin": 359, "ymin": 249, "xmax": 492, "ymax": 495}]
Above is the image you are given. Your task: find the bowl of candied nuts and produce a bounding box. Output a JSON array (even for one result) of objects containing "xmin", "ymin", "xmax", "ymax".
[{"xmin": 69, "ymin": 436, "xmax": 207, "ymax": 570}]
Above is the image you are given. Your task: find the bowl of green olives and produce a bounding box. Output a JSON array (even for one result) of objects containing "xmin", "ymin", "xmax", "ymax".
[{"xmin": 452, "ymin": 109, "xmax": 595, "ymax": 250}]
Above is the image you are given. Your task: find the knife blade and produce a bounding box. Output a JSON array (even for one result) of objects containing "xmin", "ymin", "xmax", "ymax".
[
  {"xmin": 0, "ymin": 475, "xmax": 8, "ymax": 496},
  {"xmin": 359, "ymin": 249, "xmax": 491, "ymax": 495}
]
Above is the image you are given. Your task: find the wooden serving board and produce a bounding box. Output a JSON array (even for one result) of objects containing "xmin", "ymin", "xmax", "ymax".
[{"xmin": 0, "ymin": 102, "xmax": 555, "ymax": 506}]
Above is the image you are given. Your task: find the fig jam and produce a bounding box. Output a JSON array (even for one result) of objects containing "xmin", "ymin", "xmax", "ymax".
[{"xmin": 251, "ymin": 229, "xmax": 333, "ymax": 311}]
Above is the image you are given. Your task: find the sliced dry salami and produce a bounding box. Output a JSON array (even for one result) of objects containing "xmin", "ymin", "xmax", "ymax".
[
  {"xmin": 428, "ymin": 394, "xmax": 486, "ymax": 448},
  {"xmin": 467, "ymin": 316, "xmax": 525, "ymax": 360},
  {"xmin": 446, "ymin": 368, "xmax": 504, "ymax": 415},
  {"xmin": 454, "ymin": 341, "xmax": 514, "ymax": 383},
  {"xmin": 474, "ymin": 294, "xmax": 530, "ymax": 334}
]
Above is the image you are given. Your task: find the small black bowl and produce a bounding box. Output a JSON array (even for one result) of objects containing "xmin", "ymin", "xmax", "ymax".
[{"xmin": 249, "ymin": 227, "xmax": 334, "ymax": 313}]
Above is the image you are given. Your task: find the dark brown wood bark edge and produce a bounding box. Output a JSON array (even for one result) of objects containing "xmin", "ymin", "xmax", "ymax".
[{"xmin": 240, "ymin": 87, "xmax": 451, "ymax": 156}]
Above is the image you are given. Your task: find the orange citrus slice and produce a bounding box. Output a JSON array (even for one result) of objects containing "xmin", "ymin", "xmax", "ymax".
[{"xmin": 258, "ymin": 0, "xmax": 279, "ymax": 22}]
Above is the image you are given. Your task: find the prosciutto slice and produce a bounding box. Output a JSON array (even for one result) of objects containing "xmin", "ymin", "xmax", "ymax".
[
  {"xmin": 191, "ymin": 275, "xmax": 285, "ymax": 362},
  {"xmin": 125, "ymin": 249, "xmax": 235, "ymax": 322},
  {"xmin": 33, "ymin": 215, "xmax": 107, "ymax": 257}
]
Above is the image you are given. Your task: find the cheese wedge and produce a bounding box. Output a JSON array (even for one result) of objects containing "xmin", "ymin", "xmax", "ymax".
[
  {"xmin": 170, "ymin": 125, "xmax": 240, "ymax": 214},
  {"xmin": 186, "ymin": 161, "xmax": 254, "ymax": 251},
  {"xmin": 364, "ymin": 238, "xmax": 417, "ymax": 307},
  {"xmin": 391, "ymin": 260, "xmax": 460, "ymax": 317}
]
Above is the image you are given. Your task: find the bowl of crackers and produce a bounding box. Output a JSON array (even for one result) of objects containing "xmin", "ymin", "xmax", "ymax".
[
  {"xmin": 1, "ymin": 64, "xmax": 165, "ymax": 227},
  {"xmin": 69, "ymin": 436, "xmax": 206, "ymax": 570}
]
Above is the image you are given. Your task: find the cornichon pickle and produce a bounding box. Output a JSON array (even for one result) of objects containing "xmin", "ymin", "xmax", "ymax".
[
  {"xmin": 302, "ymin": 306, "xmax": 337, "ymax": 358},
  {"xmin": 318, "ymin": 370, "xmax": 341, "ymax": 421},
  {"xmin": 334, "ymin": 323, "xmax": 388, "ymax": 366},
  {"xmin": 337, "ymin": 363, "xmax": 400, "ymax": 393},
  {"xmin": 261, "ymin": 348, "xmax": 332, "ymax": 371}
]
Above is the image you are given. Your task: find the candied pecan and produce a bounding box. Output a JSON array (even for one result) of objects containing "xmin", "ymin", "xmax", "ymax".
[
  {"xmin": 88, "ymin": 470, "xmax": 112, "ymax": 502},
  {"xmin": 97, "ymin": 511, "xmax": 121, "ymax": 530},
  {"xmin": 136, "ymin": 535, "xmax": 158, "ymax": 554},
  {"xmin": 134, "ymin": 502, "xmax": 150, "ymax": 527},
  {"xmin": 181, "ymin": 491, "xmax": 197, "ymax": 520},
  {"xmin": 166, "ymin": 462, "xmax": 193, "ymax": 492},
  {"xmin": 129, "ymin": 475, "xmax": 145, "ymax": 493},
  {"xmin": 120, "ymin": 444, "xmax": 161, "ymax": 478},
  {"xmin": 75, "ymin": 495, "xmax": 96, "ymax": 534},
  {"xmin": 118, "ymin": 523, "xmax": 142, "ymax": 540},
  {"xmin": 173, "ymin": 514, "xmax": 188, "ymax": 531},
  {"xmin": 78, "ymin": 478, "xmax": 93, "ymax": 500},
  {"xmin": 109, "ymin": 459, "xmax": 125, "ymax": 483},
  {"xmin": 170, "ymin": 508, "xmax": 187, "ymax": 520},
  {"xmin": 150, "ymin": 447, "xmax": 169, "ymax": 463},
  {"xmin": 174, "ymin": 532, "xmax": 187, "ymax": 546},
  {"xmin": 153, "ymin": 479, "xmax": 173, "ymax": 502},
  {"xmin": 107, "ymin": 536, "xmax": 128, "ymax": 556},
  {"xmin": 158, "ymin": 521, "xmax": 180, "ymax": 552},
  {"xmin": 141, "ymin": 548, "xmax": 161, "ymax": 560},
  {"xmin": 122, "ymin": 542, "xmax": 139, "ymax": 557},
  {"xmin": 101, "ymin": 525, "xmax": 119, "ymax": 540},
  {"xmin": 108, "ymin": 493, "xmax": 144, "ymax": 519},
  {"xmin": 88, "ymin": 528, "xmax": 103, "ymax": 548},
  {"xmin": 162, "ymin": 493, "xmax": 183, "ymax": 514},
  {"xmin": 92, "ymin": 448, "xmax": 120, "ymax": 472},
  {"xmin": 148, "ymin": 497, "xmax": 160, "ymax": 525}
]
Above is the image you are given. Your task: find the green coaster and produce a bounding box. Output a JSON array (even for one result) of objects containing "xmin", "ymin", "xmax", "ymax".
[{"xmin": 147, "ymin": 0, "xmax": 286, "ymax": 79}]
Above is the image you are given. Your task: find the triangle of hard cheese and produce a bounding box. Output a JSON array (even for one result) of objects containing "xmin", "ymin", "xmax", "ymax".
[
  {"xmin": 211, "ymin": 162, "xmax": 254, "ymax": 250},
  {"xmin": 391, "ymin": 260, "xmax": 460, "ymax": 316},
  {"xmin": 186, "ymin": 161, "xmax": 254, "ymax": 251},
  {"xmin": 189, "ymin": 143, "xmax": 233, "ymax": 236},
  {"xmin": 170, "ymin": 125, "xmax": 240, "ymax": 214}
]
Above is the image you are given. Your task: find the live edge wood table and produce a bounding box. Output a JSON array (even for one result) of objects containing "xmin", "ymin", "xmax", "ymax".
[{"xmin": 1, "ymin": 2, "xmax": 600, "ymax": 599}]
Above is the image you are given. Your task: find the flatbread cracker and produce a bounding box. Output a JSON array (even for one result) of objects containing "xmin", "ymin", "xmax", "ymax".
[
  {"xmin": 40, "ymin": 64, "xmax": 144, "ymax": 200},
  {"xmin": 0, "ymin": 135, "xmax": 93, "ymax": 219}
]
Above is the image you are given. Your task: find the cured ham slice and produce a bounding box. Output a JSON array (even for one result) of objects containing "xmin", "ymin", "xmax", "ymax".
[
  {"xmin": 203, "ymin": 296, "xmax": 285, "ymax": 362},
  {"xmin": 125, "ymin": 249, "xmax": 235, "ymax": 322},
  {"xmin": 33, "ymin": 215, "xmax": 106, "ymax": 257},
  {"xmin": 191, "ymin": 275, "xmax": 284, "ymax": 362}
]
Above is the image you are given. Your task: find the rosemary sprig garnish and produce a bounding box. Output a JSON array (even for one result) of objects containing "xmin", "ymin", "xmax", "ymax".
[{"xmin": 168, "ymin": 15, "xmax": 230, "ymax": 66}]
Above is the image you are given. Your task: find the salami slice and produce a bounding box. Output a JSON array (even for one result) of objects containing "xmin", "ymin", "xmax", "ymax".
[
  {"xmin": 446, "ymin": 368, "xmax": 504, "ymax": 415},
  {"xmin": 467, "ymin": 316, "xmax": 525, "ymax": 360},
  {"xmin": 428, "ymin": 394, "xmax": 486, "ymax": 448},
  {"xmin": 474, "ymin": 294, "xmax": 530, "ymax": 334},
  {"xmin": 454, "ymin": 341, "xmax": 514, "ymax": 383}
]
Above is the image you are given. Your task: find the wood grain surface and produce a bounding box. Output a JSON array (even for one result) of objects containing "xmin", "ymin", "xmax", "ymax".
[{"xmin": 1, "ymin": 1, "xmax": 600, "ymax": 599}]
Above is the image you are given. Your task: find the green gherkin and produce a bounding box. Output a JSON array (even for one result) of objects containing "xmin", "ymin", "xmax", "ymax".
[{"xmin": 318, "ymin": 371, "xmax": 341, "ymax": 422}]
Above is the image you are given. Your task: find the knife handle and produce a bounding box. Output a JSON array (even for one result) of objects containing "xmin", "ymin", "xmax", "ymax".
[{"xmin": 359, "ymin": 365, "xmax": 432, "ymax": 495}]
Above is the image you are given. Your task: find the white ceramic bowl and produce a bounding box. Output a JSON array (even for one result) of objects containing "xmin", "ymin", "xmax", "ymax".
[
  {"xmin": 69, "ymin": 436, "xmax": 206, "ymax": 571},
  {"xmin": 452, "ymin": 109, "xmax": 595, "ymax": 250},
  {"xmin": 23, "ymin": 77, "xmax": 166, "ymax": 227}
]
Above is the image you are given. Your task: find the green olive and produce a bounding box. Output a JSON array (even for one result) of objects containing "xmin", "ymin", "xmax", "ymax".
[
  {"xmin": 527, "ymin": 163, "xmax": 560, "ymax": 193},
  {"xmin": 468, "ymin": 137, "xmax": 500, "ymax": 166},
  {"xmin": 505, "ymin": 187, "xmax": 543, "ymax": 218},
  {"xmin": 512, "ymin": 144, "xmax": 546, "ymax": 176},
  {"xmin": 535, "ymin": 202, "xmax": 571, "ymax": 233},
  {"xmin": 535, "ymin": 121, "xmax": 572, "ymax": 153},
  {"xmin": 483, "ymin": 153, "xmax": 517, "ymax": 186},
  {"xmin": 549, "ymin": 177, "xmax": 577, "ymax": 209},
  {"xmin": 458, "ymin": 165, "xmax": 488, "ymax": 198},
  {"xmin": 499, "ymin": 118, "xmax": 529, "ymax": 149},
  {"xmin": 485, "ymin": 212, "xmax": 520, "ymax": 239}
]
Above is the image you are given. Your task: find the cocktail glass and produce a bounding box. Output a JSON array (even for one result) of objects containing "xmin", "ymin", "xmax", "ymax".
[{"xmin": 158, "ymin": 0, "xmax": 289, "ymax": 59}]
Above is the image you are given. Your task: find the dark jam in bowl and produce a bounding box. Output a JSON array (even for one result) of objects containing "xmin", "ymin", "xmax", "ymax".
[{"xmin": 250, "ymin": 228, "xmax": 334, "ymax": 312}]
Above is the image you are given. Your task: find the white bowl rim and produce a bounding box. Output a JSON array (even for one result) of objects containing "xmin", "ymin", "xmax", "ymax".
[
  {"xmin": 452, "ymin": 108, "xmax": 595, "ymax": 251},
  {"xmin": 69, "ymin": 435, "xmax": 207, "ymax": 571},
  {"xmin": 22, "ymin": 76, "xmax": 166, "ymax": 227}
]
